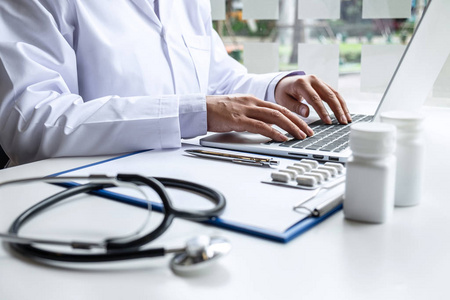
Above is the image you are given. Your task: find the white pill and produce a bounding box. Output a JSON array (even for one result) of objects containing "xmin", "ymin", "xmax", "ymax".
[
  {"xmin": 287, "ymin": 165, "xmax": 306, "ymax": 175},
  {"xmin": 293, "ymin": 162, "xmax": 312, "ymax": 172},
  {"xmin": 279, "ymin": 169, "xmax": 297, "ymax": 180},
  {"xmin": 324, "ymin": 162, "xmax": 345, "ymax": 174},
  {"xmin": 304, "ymin": 172, "xmax": 324, "ymax": 184},
  {"xmin": 318, "ymin": 166, "xmax": 337, "ymax": 177},
  {"xmin": 311, "ymin": 169, "xmax": 331, "ymax": 181},
  {"xmin": 300, "ymin": 159, "xmax": 319, "ymax": 169},
  {"xmin": 271, "ymin": 172, "xmax": 290, "ymax": 183},
  {"xmin": 296, "ymin": 175, "xmax": 318, "ymax": 187}
]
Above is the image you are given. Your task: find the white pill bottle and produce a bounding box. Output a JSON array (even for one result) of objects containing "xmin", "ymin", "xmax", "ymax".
[
  {"xmin": 344, "ymin": 122, "xmax": 397, "ymax": 223},
  {"xmin": 380, "ymin": 111, "xmax": 425, "ymax": 207}
]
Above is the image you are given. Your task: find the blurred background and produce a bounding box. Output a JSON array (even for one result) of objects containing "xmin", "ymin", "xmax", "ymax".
[{"xmin": 209, "ymin": 0, "xmax": 449, "ymax": 108}]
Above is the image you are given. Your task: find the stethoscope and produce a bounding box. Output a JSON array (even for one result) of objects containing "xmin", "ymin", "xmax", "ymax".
[{"xmin": 0, "ymin": 174, "xmax": 231, "ymax": 273}]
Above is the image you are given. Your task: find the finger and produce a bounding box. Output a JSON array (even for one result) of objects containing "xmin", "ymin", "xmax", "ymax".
[
  {"xmin": 240, "ymin": 118, "xmax": 289, "ymax": 142},
  {"xmin": 247, "ymin": 106, "xmax": 309, "ymax": 139},
  {"xmin": 252, "ymin": 95, "xmax": 310, "ymax": 120},
  {"xmin": 325, "ymin": 83, "xmax": 352, "ymax": 122},
  {"xmin": 270, "ymin": 97, "xmax": 315, "ymax": 136},
  {"xmin": 296, "ymin": 84, "xmax": 332, "ymax": 124},
  {"xmin": 233, "ymin": 95, "xmax": 313, "ymax": 137},
  {"xmin": 249, "ymin": 98, "xmax": 314, "ymax": 139},
  {"xmin": 275, "ymin": 92, "xmax": 310, "ymax": 118},
  {"xmin": 312, "ymin": 81, "xmax": 347, "ymax": 124}
]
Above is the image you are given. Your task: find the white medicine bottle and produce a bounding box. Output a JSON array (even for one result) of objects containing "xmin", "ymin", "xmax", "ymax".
[
  {"xmin": 380, "ymin": 111, "xmax": 425, "ymax": 207},
  {"xmin": 344, "ymin": 122, "xmax": 397, "ymax": 223}
]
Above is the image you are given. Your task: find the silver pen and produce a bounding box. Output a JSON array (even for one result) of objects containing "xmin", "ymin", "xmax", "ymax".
[
  {"xmin": 311, "ymin": 194, "xmax": 344, "ymax": 217},
  {"xmin": 185, "ymin": 149, "xmax": 280, "ymax": 167}
]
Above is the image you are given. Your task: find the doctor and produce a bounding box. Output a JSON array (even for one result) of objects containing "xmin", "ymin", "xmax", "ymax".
[{"xmin": 0, "ymin": 0, "xmax": 351, "ymax": 165}]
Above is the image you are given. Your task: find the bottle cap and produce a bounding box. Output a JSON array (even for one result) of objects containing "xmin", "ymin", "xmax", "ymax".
[
  {"xmin": 380, "ymin": 111, "xmax": 424, "ymax": 132},
  {"xmin": 350, "ymin": 122, "xmax": 396, "ymax": 158}
]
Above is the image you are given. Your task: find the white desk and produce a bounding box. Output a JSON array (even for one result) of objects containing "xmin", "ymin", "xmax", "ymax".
[{"xmin": 1, "ymin": 106, "xmax": 450, "ymax": 300}]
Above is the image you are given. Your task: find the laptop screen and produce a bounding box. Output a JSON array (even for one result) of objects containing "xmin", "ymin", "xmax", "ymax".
[{"xmin": 373, "ymin": 0, "xmax": 450, "ymax": 120}]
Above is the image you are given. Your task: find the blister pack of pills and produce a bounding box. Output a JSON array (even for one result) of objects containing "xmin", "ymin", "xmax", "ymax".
[{"xmin": 261, "ymin": 159, "xmax": 346, "ymax": 190}]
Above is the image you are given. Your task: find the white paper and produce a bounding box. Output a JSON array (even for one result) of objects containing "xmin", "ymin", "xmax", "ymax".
[
  {"xmin": 210, "ymin": 0, "xmax": 226, "ymax": 21},
  {"xmin": 362, "ymin": 0, "xmax": 411, "ymax": 19},
  {"xmin": 59, "ymin": 146, "xmax": 344, "ymax": 234},
  {"xmin": 297, "ymin": 43, "xmax": 339, "ymax": 89},
  {"xmin": 242, "ymin": 0, "xmax": 279, "ymax": 20},
  {"xmin": 360, "ymin": 45, "xmax": 406, "ymax": 93},
  {"xmin": 298, "ymin": 0, "xmax": 341, "ymax": 20},
  {"xmin": 433, "ymin": 53, "xmax": 450, "ymax": 98},
  {"xmin": 243, "ymin": 42, "xmax": 279, "ymax": 74}
]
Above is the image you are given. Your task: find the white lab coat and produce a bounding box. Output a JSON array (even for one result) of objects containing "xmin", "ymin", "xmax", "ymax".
[{"xmin": 0, "ymin": 0, "xmax": 286, "ymax": 165}]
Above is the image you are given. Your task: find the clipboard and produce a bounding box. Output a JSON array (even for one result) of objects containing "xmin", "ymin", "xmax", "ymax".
[{"xmin": 50, "ymin": 146, "xmax": 344, "ymax": 243}]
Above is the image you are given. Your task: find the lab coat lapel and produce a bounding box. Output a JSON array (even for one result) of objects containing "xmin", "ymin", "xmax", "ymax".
[
  {"xmin": 159, "ymin": 0, "xmax": 202, "ymax": 95},
  {"xmin": 130, "ymin": 0, "xmax": 162, "ymax": 28},
  {"xmin": 130, "ymin": 0, "xmax": 204, "ymax": 95},
  {"xmin": 158, "ymin": 0, "xmax": 175, "ymax": 25}
]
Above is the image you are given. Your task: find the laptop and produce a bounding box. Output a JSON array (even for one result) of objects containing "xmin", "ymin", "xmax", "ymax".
[{"xmin": 200, "ymin": 0, "xmax": 450, "ymax": 162}]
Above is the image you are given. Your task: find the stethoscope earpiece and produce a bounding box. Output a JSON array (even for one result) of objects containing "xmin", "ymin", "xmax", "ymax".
[{"xmin": 170, "ymin": 235, "xmax": 231, "ymax": 274}]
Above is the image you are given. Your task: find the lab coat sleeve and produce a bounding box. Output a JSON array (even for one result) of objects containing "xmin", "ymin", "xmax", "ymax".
[
  {"xmin": 0, "ymin": 0, "xmax": 206, "ymax": 165},
  {"xmin": 206, "ymin": 22, "xmax": 300, "ymax": 103}
]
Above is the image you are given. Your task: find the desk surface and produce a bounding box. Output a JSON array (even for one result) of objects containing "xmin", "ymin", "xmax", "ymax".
[{"xmin": 1, "ymin": 106, "xmax": 450, "ymax": 300}]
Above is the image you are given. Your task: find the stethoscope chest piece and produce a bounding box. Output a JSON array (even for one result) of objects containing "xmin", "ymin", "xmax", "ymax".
[{"xmin": 170, "ymin": 235, "xmax": 231, "ymax": 274}]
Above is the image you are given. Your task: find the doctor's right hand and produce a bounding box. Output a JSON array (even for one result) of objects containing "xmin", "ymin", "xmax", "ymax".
[{"xmin": 206, "ymin": 95, "xmax": 314, "ymax": 142}]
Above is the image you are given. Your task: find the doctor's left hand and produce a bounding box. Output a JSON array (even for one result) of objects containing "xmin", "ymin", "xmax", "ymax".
[{"xmin": 206, "ymin": 94, "xmax": 314, "ymax": 142}]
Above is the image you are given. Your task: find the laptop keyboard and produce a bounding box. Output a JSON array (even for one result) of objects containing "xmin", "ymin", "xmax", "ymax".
[{"xmin": 267, "ymin": 114, "xmax": 373, "ymax": 153}]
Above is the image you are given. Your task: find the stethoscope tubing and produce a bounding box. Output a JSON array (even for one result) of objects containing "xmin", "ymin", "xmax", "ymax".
[{"xmin": 6, "ymin": 174, "xmax": 226, "ymax": 263}]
